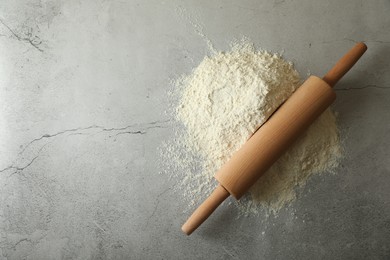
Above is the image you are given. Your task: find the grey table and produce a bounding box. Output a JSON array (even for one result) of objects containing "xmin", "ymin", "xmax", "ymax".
[{"xmin": 0, "ymin": 1, "xmax": 389, "ymax": 259}]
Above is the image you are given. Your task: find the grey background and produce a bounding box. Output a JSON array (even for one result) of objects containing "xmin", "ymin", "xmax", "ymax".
[{"xmin": 1, "ymin": 0, "xmax": 389, "ymax": 259}]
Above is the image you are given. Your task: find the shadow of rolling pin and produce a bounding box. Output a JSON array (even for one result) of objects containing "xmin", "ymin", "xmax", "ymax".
[{"xmin": 182, "ymin": 42, "xmax": 367, "ymax": 235}]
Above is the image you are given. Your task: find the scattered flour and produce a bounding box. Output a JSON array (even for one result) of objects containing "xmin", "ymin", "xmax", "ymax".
[
  {"xmin": 162, "ymin": 40, "xmax": 342, "ymax": 215},
  {"xmin": 175, "ymin": 6, "xmax": 217, "ymax": 55}
]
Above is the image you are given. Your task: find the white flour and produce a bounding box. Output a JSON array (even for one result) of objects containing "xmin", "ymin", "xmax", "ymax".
[{"xmin": 163, "ymin": 40, "xmax": 342, "ymax": 214}]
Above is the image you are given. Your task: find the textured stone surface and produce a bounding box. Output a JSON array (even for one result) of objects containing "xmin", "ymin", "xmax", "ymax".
[{"xmin": 0, "ymin": 0, "xmax": 389, "ymax": 259}]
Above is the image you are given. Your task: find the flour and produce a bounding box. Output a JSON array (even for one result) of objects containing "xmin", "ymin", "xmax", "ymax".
[
  {"xmin": 175, "ymin": 6, "xmax": 217, "ymax": 55},
  {"xmin": 163, "ymin": 40, "xmax": 342, "ymax": 214}
]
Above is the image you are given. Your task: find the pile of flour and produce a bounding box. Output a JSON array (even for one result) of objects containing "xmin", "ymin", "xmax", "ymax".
[{"xmin": 163, "ymin": 41, "xmax": 341, "ymax": 214}]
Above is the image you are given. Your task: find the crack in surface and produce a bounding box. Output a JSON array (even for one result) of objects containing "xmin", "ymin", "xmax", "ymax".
[
  {"xmin": 366, "ymin": 40, "xmax": 390, "ymax": 44},
  {"xmin": 10, "ymin": 238, "xmax": 32, "ymax": 251},
  {"xmin": 1, "ymin": 142, "xmax": 52, "ymax": 176},
  {"xmin": 100, "ymin": 120, "xmax": 170, "ymax": 132},
  {"xmin": 115, "ymin": 130, "xmax": 146, "ymax": 136},
  {"xmin": 335, "ymin": 84, "xmax": 390, "ymax": 91},
  {"xmin": 92, "ymin": 220, "xmax": 106, "ymax": 233},
  {"xmin": 2, "ymin": 140, "xmax": 51, "ymax": 177},
  {"xmin": 19, "ymin": 125, "xmax": 100, "ymax": 155},
  {"xmin": 20, "ymin": 120, "xmax": 170, "ymax": 155},
  {"xmin": 1, "ymin": 155, "xmax": 39, "ymax": 176},
  {"xmin": 114, "ymin": 125, "xmax": 168, "ymax": 137},
  {"xmin": 0, "ymin": 18, "xmax": 43, "ymax": 52},
  {"xmin": 1, "ymin": 120, "xmax": 171, "ymax": 174},
  {"xmin": 146, "ymin": 186, "xmax": 172, "ymax": 226}
]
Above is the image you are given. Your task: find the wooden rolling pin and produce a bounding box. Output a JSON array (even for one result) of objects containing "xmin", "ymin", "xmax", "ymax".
[{"xmin": 181, "ymin": 42, "xmax": 367, "ymax": 235}]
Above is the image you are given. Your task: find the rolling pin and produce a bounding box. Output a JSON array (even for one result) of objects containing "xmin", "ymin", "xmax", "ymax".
[{"xmin": 181, "ymin": 42, "xmax": 367, "ymax": 235}]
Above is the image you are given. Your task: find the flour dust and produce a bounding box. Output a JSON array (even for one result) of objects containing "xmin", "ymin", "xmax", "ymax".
[{"xmin": 161, "ymin": 39, "xmax": 342, "ymax": 215}]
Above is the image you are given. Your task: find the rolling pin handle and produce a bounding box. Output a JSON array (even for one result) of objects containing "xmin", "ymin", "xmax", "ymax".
[
  {"xmin": 181, "ymin": 184, "xmax": 230, "ymax": 235},
  {"xmin": 322, "ymin": 42, "xmax": 367, "ymax": 87}
]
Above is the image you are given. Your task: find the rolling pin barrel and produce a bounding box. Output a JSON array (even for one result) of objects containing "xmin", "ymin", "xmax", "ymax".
[{"xmin": 215, "ymin": 76, "xmax": 335, "ymax": 198}]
